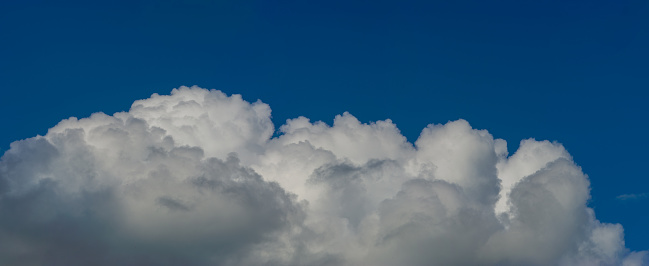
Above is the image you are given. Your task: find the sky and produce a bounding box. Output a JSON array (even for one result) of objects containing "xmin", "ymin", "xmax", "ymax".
[{"xmin": 1, "ymin": 0, "xmax": 648, "ymax": 265}]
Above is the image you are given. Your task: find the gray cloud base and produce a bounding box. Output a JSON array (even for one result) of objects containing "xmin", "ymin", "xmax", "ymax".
[{"xmin": 0, "ymin": 86, "xmax": 646, "ymax": 266}]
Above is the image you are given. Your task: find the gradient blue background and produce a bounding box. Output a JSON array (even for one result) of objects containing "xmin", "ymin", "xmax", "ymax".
[{"xmin": 1, "ymin": 0, "xmax": 648, "ymax": 251}]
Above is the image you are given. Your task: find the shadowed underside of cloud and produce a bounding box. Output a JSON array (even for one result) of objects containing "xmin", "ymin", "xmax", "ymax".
[{"xmin": 0, "ymin": 86, "xmax": 646, "ymax": 266}]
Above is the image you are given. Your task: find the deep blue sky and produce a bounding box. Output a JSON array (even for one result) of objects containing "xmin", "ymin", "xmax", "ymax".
[{"xmin": 1, "ymin": 0, "xmax": 648, "ymax": 251}]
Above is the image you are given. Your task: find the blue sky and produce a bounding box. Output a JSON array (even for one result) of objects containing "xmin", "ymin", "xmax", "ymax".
[{"xmin": 1, "ymin": 0, "xmax": 648, "ymax": 252}]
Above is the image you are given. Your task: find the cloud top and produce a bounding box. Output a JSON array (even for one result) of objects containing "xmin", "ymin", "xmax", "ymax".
[{"xmin": 0, "ymin": 86, "xmax": 646, "ymax": 265}]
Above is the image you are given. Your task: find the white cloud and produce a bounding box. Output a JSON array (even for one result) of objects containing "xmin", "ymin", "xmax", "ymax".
[{"xmin": 0, "ymin": 86, "xmax": 646, "ymax": 265}]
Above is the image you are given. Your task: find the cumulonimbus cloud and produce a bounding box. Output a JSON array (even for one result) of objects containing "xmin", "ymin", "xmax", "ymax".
[{"xmin": 0, "ymin": 86, "xmax": 646, "ymax": 266}]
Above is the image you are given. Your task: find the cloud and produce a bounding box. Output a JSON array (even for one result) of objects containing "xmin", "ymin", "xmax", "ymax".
[
  {"xmin": 0, "ymin": 86, "xmax": 646, "ymax": 265},
  {"xmin": 617, "ymin": 193, "xmax": 648, "ymax": 201}
]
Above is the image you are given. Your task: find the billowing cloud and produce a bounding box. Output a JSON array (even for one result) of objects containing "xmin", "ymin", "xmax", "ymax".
[{"xmin": 0, "ymin": 86, "xmax": 646, "ymax": 265}]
